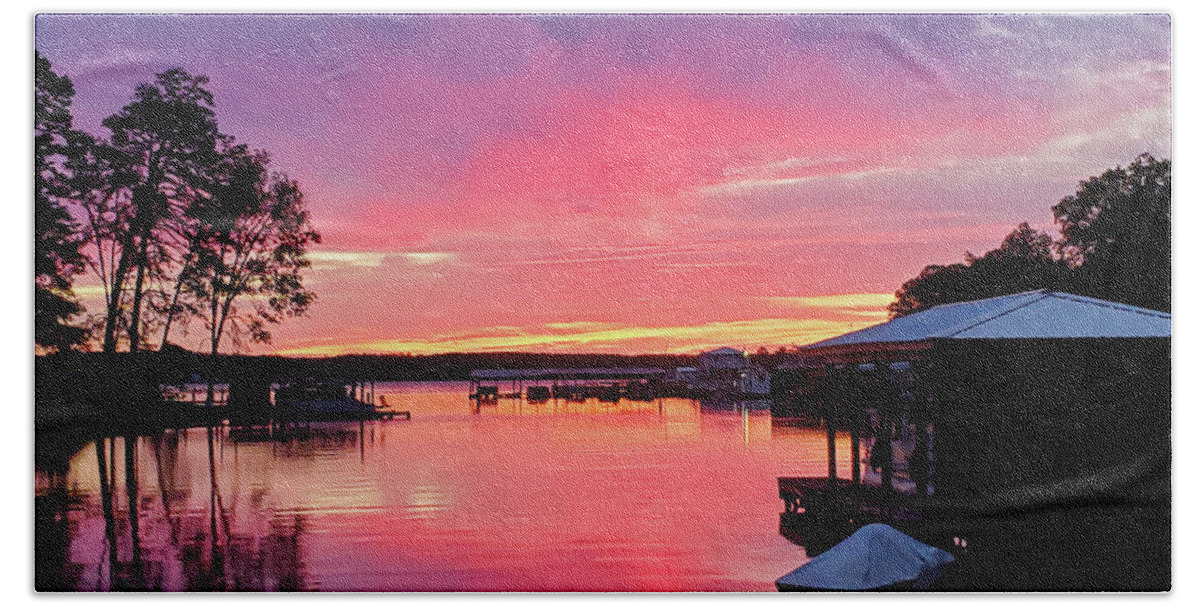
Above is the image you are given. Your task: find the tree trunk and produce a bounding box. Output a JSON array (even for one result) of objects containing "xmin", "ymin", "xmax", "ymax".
[
  {"xmin": 206, "ymin": 293, "xmax": 220, "ymax": 406},
  {"xmin": 127, "ymin": 174, "xmax": 163, "ymax": 353},
  {"xmin": 159, "ymin": 266, "xmax": 188, "ymax": 350},
  {"xmin": 101, "ymin": 249, "xmax": 133, "ymax": 354},
  {"xmin": 127, "ymin": 248, "xmax": 148, "ymax": 352},
  {"xmin": 101, "ymin": 290, "xmax": 122, "ymax": 353}
]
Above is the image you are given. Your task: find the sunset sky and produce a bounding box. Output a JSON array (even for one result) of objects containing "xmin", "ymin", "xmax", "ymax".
[{"xmin": 34, "ymin": 13, "xmax": 1172, "ymax": 356}]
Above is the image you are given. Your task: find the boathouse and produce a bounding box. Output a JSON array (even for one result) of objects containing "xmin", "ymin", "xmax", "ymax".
[
  {"xmin": 778, "ymin": 290, "xmax": 1170, "ymax": 590},
  {"xmin": 699, "ymin": 347, "xmax": 750, "ymax": 369},
  {"xmin": 693, "ymin": 347, "xmax": 771, "ymax": 395}
]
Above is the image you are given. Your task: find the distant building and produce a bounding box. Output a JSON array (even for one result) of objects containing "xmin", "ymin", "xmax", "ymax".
[
  {"xmin": 699, "ymin": 347, "xmax": 749, "ymax": 370},
  {"xmin": 689, "ymin": 347, "xmax": 771, "ymax": 395}
]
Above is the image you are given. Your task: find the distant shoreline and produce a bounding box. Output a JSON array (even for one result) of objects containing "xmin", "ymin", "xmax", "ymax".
[{"xmin": 35, "ymin": 348, "xmax": 703, "ymax": 383}]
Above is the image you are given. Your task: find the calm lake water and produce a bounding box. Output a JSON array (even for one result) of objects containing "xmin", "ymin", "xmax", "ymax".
[{"xmin": 35, "ymin": 381, "xmax": 857, "ymax": 592}]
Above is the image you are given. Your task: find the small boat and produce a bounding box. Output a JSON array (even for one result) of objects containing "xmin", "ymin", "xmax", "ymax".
[
  {"xmin": 273, "ymin": 380, "xmax": 375, "ymax": 421},
  {"xmin": 776, "ymin": 523, "xmax": 955, "ymax": 591}
]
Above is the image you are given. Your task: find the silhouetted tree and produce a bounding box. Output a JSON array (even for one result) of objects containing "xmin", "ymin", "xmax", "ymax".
[
  {"xmin": 963, "ymin": 221, "xmax": 1071, "ymax": 293},
  {"xmin": 100, "ymin": 69, "xmax": 221, "ymax": 352},
  {"xmin": 888, "ymin": 263, "xmax": 969, "ymax": 319},
  {"xmin": 35, "ymin": 52, "xmax": 87, "ymax": 351},
  {"xmin": 889, "ymin": 155, "xmax": 1170, "ymax": 317},
  {"xmin": 888, "ymin": 223, "xmax": 1069, "ymax": 318},
  {"xmin": 185, "ymin": 147, "xmax": 320, "ymax": 360},
  {"xmin": 69, "ymin": 131, "xmax": 138, "ymax": 353},
  {"xmin": 1053, "ymin": 154, "xmax": 1170, "ymax": 311},
  {"xmin": 52, "ymin": 60, "xmax": 320, "ymax": 359}
]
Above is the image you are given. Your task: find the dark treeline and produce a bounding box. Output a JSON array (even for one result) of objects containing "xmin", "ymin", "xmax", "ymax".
[
  {"xmin": 888, "ymin": 154, "xmax": 1170, "ymax": 317},
  {"xmin": 315, "ymin": 352, "xmax": 697, "ymax": 380},
  {"xmin": 38, "ymin": 349, "xmax": 697, "ymax": 386}
]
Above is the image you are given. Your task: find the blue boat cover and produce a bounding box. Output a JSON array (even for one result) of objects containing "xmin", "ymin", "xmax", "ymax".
[{"xmin": 776, "ymin": 524, "xmax": 955, "ymax": 591}]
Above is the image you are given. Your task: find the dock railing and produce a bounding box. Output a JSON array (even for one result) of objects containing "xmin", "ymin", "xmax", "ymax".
[{"xmin": 778, "ymin": 476, "xmax": 955, "ymax": 555}]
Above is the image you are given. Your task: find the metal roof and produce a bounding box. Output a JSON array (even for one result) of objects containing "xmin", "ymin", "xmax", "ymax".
[{"xmin": 806, "ymin": 290, "xmax": 1170, "ymax": 349}]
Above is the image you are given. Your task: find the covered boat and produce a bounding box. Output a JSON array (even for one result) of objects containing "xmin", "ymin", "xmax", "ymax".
[{"xmin": 776, "ymin": 524, "xmax": 954, "ymax": 591}]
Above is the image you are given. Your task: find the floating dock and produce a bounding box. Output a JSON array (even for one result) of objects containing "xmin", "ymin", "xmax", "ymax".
[{"xmin": 468, "ymin": 367, "xmax": 667, "ymax": 403}]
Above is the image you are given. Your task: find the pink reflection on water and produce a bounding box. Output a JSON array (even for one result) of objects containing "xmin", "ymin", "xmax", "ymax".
[{"xmin": 39, "ymin": 382, "xmax": 855, "ymax": 591}]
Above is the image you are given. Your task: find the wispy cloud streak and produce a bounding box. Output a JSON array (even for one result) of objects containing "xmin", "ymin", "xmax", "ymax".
[{"xmin": 276, "ymin": 316, "xmax": 877, "ymax": 357}]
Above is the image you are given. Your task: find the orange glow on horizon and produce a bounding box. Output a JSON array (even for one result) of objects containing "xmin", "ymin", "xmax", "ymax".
[{"xmin": 273, "ymin": 308, "xmax": 889, "ymax": 357}]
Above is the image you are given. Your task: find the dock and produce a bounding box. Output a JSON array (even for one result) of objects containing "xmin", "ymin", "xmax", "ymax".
[
  {"xmin": 172, "ymin": 376, "xmax": 415, "ymax": 432},
  {"xmin": 777, "ymin": 476, "xmax": 943, "ymax": 556},
  {"xmin": 468, "ymin": 367, "xmax": 667, "ymax": 403}
]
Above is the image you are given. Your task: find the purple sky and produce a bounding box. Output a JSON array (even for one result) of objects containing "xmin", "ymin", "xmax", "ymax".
[{"xmin": 34, "ymin": 13, "xmax": 1172, "ymax": 355}]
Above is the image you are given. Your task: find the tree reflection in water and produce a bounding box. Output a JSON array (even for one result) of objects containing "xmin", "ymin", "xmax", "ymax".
[{"xmin": 35, "ymin": 428, "xmax": 309, "ymax": 591}]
